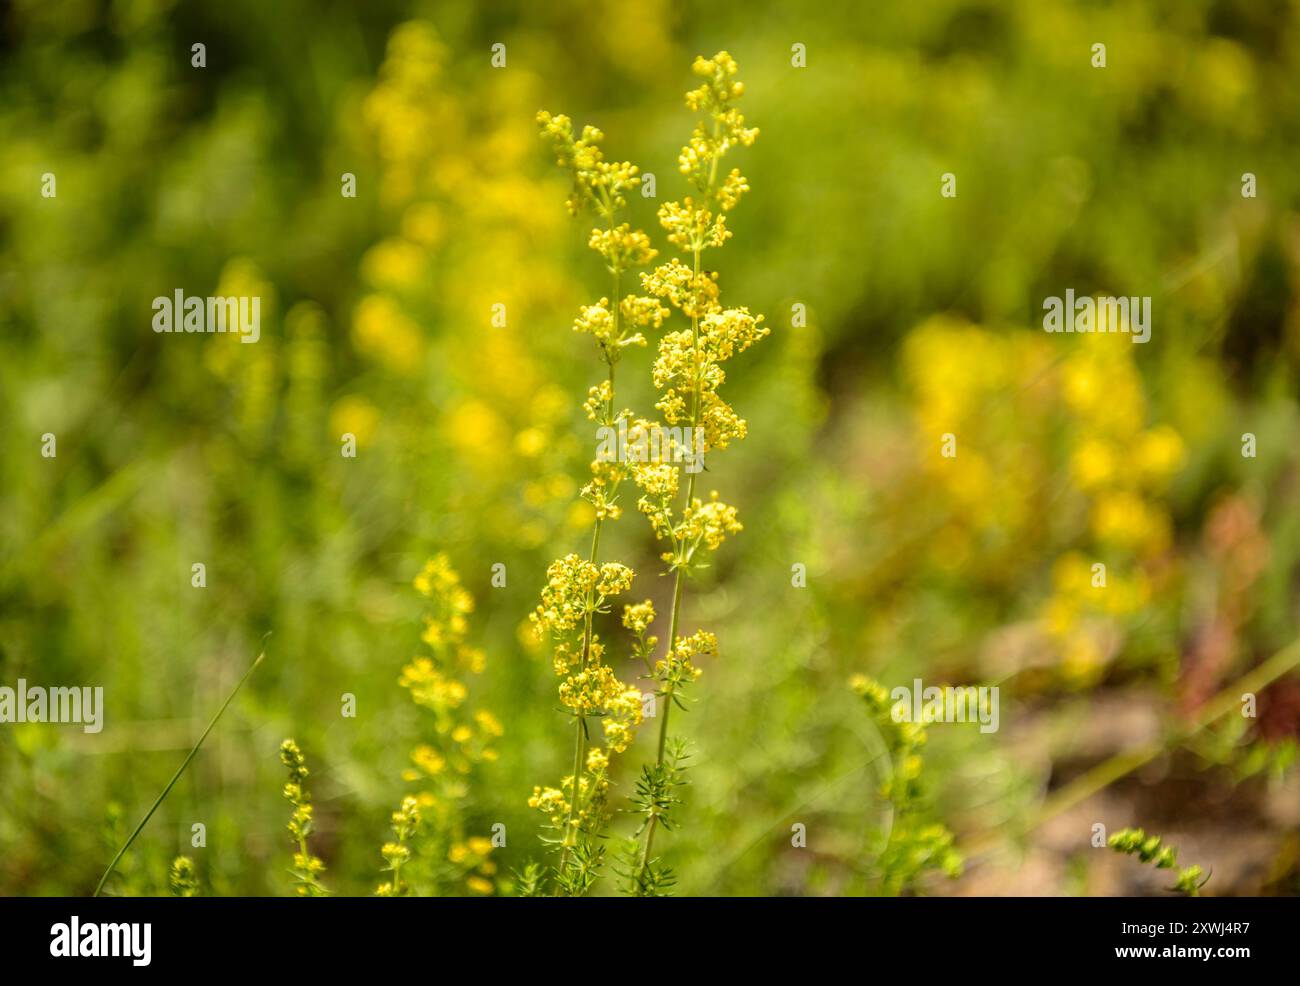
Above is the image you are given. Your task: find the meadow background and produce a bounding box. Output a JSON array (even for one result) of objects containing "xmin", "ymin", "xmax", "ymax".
[{"xmin": 2, "ymin": 0, "xmax": 1299, "ymax": 896}]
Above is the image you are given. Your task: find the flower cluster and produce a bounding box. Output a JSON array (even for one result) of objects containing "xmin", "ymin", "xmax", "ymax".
[
  {"xmin": 376, "ymin": 796, "xmax": 420, "ymax": 897},
  {"xmin": 678, "ymin": 52, "xmax": 759, "ymax": 203},
  {"xmin": 636, "ymin": 464, "xmax": 745, "ymax": 569},
  {"xmin": 280, "ymin": 738, "xmax": 328, "ymax": 896},
  {"xmin": 530, "ymin": 100, "xmax": 665, "ymax": 896},
  {"xmin": 531, "ymin": 555, "xmax": 634, "ymax": 635},
  {"xmin": 528, "ymin": 548, "xmax": 646, "ymax": 800},
  {"xmin": 622, "ymin": 600, "xmax": 660, "ymax": 666},
  {"xmin": 627, "ymin": 56, "xmax": 767, "ymax": 622},
  {"xmin": 538, "ymin": 111, "xmax": 643, "ymax": 218},
  {"xmin": 533, "ymin": 51, "xmax": 765, "ymax": 897},
  {"xmin": 399, "ymin": 555, "xmax": 499, "ymax": 782},
  {"xmin": 394, "ymin": 555, "xmax": 501, "ymax": 895},
  {"xmin": 658, "ymin": 630, "xmax": 715, "ymax": 690},
  {"xmin": 528, "ymin": 107, "xmax": 666, "ymax": 894},
  {"xmin": 168, "ymin": 856, "xmax": 199, "ymax": 898},
  {"xmin": 618, "ymin": 52, "xmax": 765, "ymax": 895},
  {"xmin": 641, "ymin": 259, "xmax": 718, "ymax": 318},
  {"xmin": 647, "ymin": 307, "xmax": 767, "ymax": 452},
  {"xmin": 588, "ymin": 227, "xmax": 658, "ymax": 275}
]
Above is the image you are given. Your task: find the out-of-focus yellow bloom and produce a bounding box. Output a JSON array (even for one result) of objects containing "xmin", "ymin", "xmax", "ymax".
[
  {"xmin": 445, "ymin": 398, "xmax": 510, "ymax": 468},
  {"xmin": 411, "ymin": 744, "xmax": 446, "ymax": 777},
  {"xmin": 1091, "ymin": 490, "xmax": 1171, "ymax": 554},
  {"xmin": 474, "ymin": 710, "xmax": 503, "ymax": 737},
  {"xmin": 329, "ymin": 394, "xmax": 380, "ymax": 448},
  {"xmin": 1136, "ymin": 426, "xmax": 1185, "ymax": 485},
  {"xmin": 514, "ymin": 426, "xmax": 549, "ymax": 459},
  {"xmin": 401, "ymin": 202, "xmax": 444, "ymax": 246},
  {"xmin": 351, "ymin": 294, "xmax": 423, "ymax": 373},
  {"xmin": 904, "ymin": 316, "xmax": 1183, "ymax": 686},
  {"xmin": 361, "ymin": 237, "xmax": 425, "ymax": 291},
  {"xmin": 1071, "ymin": 437, "xmax": 1117, "ymax": 491}
]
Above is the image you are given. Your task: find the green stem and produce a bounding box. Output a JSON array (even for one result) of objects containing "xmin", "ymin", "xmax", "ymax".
[
  {"xmin": 634, "ymin": 233, "xmax": 705, "ymax": 889},
  {"xmin": 557, "ymin": 239, "xmax": 622, "ymax": 886},
  {"xmin": 94, "ymin": 648, "xmax": 265, "ymax": 897},
  {"xmin": 388, "ymin": 814, "xmax": 412, "ymax": 896},
  {"xmin": 557, "ymin": 478, "xmax": 604, "ymax": 876}
]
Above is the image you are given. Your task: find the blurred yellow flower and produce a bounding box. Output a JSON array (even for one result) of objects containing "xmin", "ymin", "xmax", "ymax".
[
  {"xmin": 1091, "ymin": 490, "xmax": 1170, "ymax": 555},
  {"xmin": 1071, "ymin": 437, "xmax": 1116, "ymax": 491},
  {"xmin": 514, "ymin": 426, "xmax": 549, "ymax": 458},
  {"xmin": 361, "ymin": 237, "xmax": 425, "ymax": 290},
  {"xmin": 401, "ymin": 202, "xmax": 444, "ymax": 247},
  {"xmin": 1136, "ymin": 426, "xmax": 1185, "ymax": 485},
  {"xmin": 352, "ymin": 294, "xmax": 424, "ymax": 373},
  {"xmin": 329, "ymin": 395, "xmax": 380, "ymax": 448}
]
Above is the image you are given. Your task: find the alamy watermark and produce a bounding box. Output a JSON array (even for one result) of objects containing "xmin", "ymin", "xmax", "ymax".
[
  {"xmin": 596, "ymin": 418, "xmax": 704, "ymax": 474},
  {"xmin": 1043, "ymin": 289, "xmax": 1150, "ymax": 343},
  {"xmin": 152, "ymin": 290, "xmax": 261, "ymax": 343},
  {"xmin": 50, "ymin": 917, "xmax": 151, "ymax": 966},
  {"xmin": 0, "ymin": 679, "xmax": 103, "ymax": 733},
  {"xmin": 889, "ymin": 678, "xmax": 999, "ymax": 733}
]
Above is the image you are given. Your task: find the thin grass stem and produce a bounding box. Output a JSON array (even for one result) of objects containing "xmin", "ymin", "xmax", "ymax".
[{"xmin": 93, "ymin": 647, "xmax": 266, "ymax": 897}]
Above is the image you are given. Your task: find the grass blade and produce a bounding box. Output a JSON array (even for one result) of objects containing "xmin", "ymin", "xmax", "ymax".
[{"xmin": 93, "ymin": 647, "xmax": 266, "ymax": 897}]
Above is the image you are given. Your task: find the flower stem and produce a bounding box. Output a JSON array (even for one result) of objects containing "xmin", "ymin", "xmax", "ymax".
[
  {"xmin": 634, "ymin": 236, "xmax": 704, "ymax": 888},
  {"xmin": 557, "ymin": 247, "xmax": 621, "ymax": 886},
  {"xmin": 557, "ymin": 435, "xmax": 606, "ymax": 877}
]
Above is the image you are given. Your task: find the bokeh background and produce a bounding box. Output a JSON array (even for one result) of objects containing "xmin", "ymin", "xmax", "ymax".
[{"xmin": 2, "ymin": 0, "xmax": 1299, "ymax": 896}]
